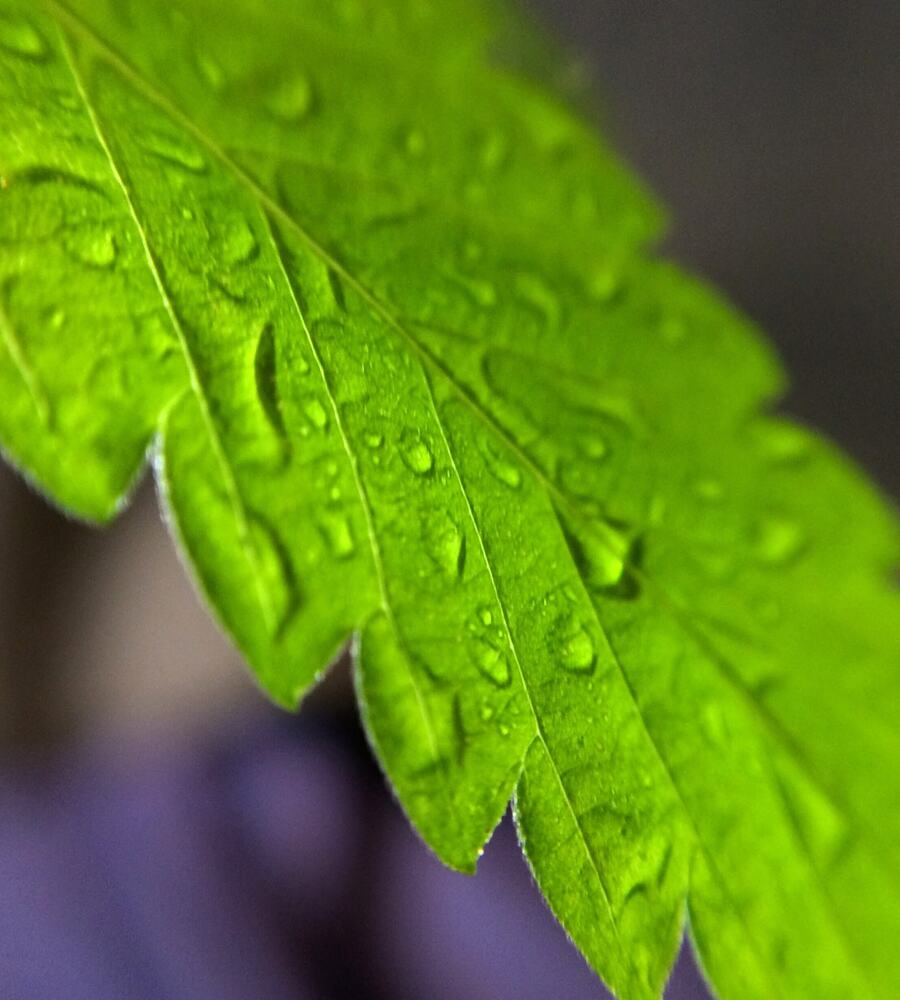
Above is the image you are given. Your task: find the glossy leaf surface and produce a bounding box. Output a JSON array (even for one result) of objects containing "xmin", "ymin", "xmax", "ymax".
[{"xmin": 1, "ymin": 2, "xmax": 898, "ymax": 997}]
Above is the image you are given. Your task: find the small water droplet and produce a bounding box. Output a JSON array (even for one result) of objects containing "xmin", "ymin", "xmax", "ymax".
[
  {"xmin": 317, "ymin": 510, "xmax": 355, "ymax": 559},
  {"xmin": 142, "ymin": 130, "xmax": 207, "ymax": 173},
  {"xmin": 577, "ymin": 435, "xmax": 608, "ymax": 462},
  {"xmin": 498, "ymin": 723, "xmax": 511, "ymax": 737},
  {"xmin": 267, "ymin": 73, "xmax": 315, "ymax": 123},
  {"xmin": 400, "ymin": 428, "xmax": 434, "ymax": 475},
  {"xmin": 587, "ymin": 266, "xmax": 623, "ymax": 303},
  {"xmin": 222, "ymin": 218, "xmax": 258, "ymax": 264},
  {"xmin": 402, "ymin": 127, "xmax": 427, "ymax": 157},
  {"xmin": 195, "ymin": 50, "xmax": 225, "ymax": 90},
  {"xmin": 755, "ymin": 422, "xmax": 811, "ymax": 465},
  {"xmin": 701, "ymin": 702, "xmax": 727, "ymax": 747},
  {"xmin": 751, "ymin": 516, "xmax": 806, "ymax": 566},
  {"xmin": 478, "ymin": 436, "xmax": 522, "ymax": 489},
  {"xmin": 556, "ymin": 619, "xmax": 597, "ymax": 673},
  {"xmin": 660, "ymin": 315, "xmax": 686, "ymax": 344},
  {"xmin": 478, "ymin": 604, "xmax": 494, "ymax": 626},
  {"xmin": 693, "ymin": 478, "xmax": 724, "ymax": 503},
  {"xmin": 364, "ymin": 432, "xmax": 384, "ymax": 449},
  {"xmin": 64, "ymin": 228, "xmax": 118, "ymax": 269},
  {"xmin": 423, "ymin": 512, "xmax": 465, "ymax": 579},
  {"xmin": 181, "ymin": 207, "xmax": 195, "ymax": 221},
  {"xmin": 480, "ymin": 702, "xmax": 495, "ymax": 722},
  {"xmin": 478, "ymin": 130, "xmax": 509, "ymax": 172},
  {"xmin": 302, "ymin": 395, "xmax": 329, "ymax": 432},
  {"xmin": 468, "ymin": 637, "xmax": 511, "ymax": 687},
  {"xmin": 49, "ymin": 308, "xmax": 66, "ymax": 330},
  {"xmin": 0, "ymin": 14, "xmax": 47, "ymax": 59}
]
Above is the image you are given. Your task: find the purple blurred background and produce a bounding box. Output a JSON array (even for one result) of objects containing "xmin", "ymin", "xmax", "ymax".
[{"xmin": 1, "ymin": 2, "xmax": 897, "ymax": 997}]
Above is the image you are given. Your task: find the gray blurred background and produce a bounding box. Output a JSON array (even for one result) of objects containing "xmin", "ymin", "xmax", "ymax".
[{"xmin": 0, "ymin": 2, "xmax": 897, "ymax": 998}]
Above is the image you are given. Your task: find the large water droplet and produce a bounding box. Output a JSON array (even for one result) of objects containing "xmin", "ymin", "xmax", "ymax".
[
  {"xmin": 0, "ymin": 14, "xmax": 47, "ymax": 59},
  {"xmin": 751, "ymin": 515, "xmax": 806, "ymax": 566},
  {"xmin": 142, "ymin": 130, "xmax": 207, "ymax": 173},
  {"xmin": 64, "ymin": 227, "xmax": 118, "ymax": 269},
  {"xmin": 560, "ymin": 513, "xmax": 636, "ymax": 596},
  {"xmin": 468, "ymin": 637, "xmax": 511, "ymax": 687},
  {"xmin": 478, "ymin": 436, "xmax": 522, "ymax": 489},
  {"xmin": 400, "ymin": 428, "xmax": 434, "ymax": 475},
  {"xmin": 317, "ymin": 510, "xmax": 355, "ymax": 559},
  {"xmin": 248, "ymin": 516, "xmax": 298, "ymax": 636},
  {"xmin": 267, "ymin": 73, "xmax": 315, "ymax": 123},
  {"xmin": 423, "ymin": 511, "xmax": 465, "ymax": 579}
]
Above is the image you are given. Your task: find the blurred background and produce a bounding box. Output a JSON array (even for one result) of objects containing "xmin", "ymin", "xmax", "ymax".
[{"xmin": 1, "ymin": 2, "xmax": 897, "ymax": 997}]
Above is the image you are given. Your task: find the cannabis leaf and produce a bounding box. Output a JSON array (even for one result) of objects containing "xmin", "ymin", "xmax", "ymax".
[{"xmin": 1, "ymin": 0, "xmax": 898, "ymax": 996}]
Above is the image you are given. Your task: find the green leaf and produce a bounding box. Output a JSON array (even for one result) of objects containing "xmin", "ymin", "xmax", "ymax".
[{"xmin": 0, "ymin": 1, "xmax": 897, "ymax": 997}]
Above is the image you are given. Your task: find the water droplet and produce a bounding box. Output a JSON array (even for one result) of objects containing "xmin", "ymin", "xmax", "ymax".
[
  {"xmin": 142, "ymin": 130, "xmax": 206, "ymax": 173},
  {"xmin": 701, "ymin": 702, "xmax": 727, "ymax": 747},
  {"xmin": 266, "ymin": 73, "xmax": 315, "ymax": 123},
  {"xmin": 751, "ymin": 516, "xmax": 806, "ymax": 566},
  {"xmin": 317, "ymin": 510, "xmax": 355, "ymax": 559},
  {"xmin": 478, "ymin": 436, "xmax": 522, "ymax": 489},
  {"xmin": 64, "ymin": 228, "xmax": 118, "ymax": 269},
  {"xmin": 578, "ymin": 435, "xmax": 608, "ymax": 461},
  {"xmin": 587, "ymin": 265, "xmax": 623, "ymax": 303},
  {"xmin": 222, "ymin": 218, "xmax": 258, "ymax": 264},
  {"xmin": 248, "ymin": 516, "xmax": 297, "ymax": 636},
  {"xmin": 195, "ymin": 50, "xmax": 225, "ymax": 90},
  {"xmin": 659, "ymin": 315, "xmax": 686, "ymax": 344},
  {"xmin": 555, "ymin": 618, "xmax": 597, "ymax": 673},
  {"xmin": 480, "ymin": 702, "xmax": 495, "ymax": 722},
  {"xmin": 400, "ymin": 428, "xmax": 434, "ymax": 475},
  {"xmin": 478, "ymin": 130, "xmax": 509, "ymax": 172},
  {"xmin": 693, "ymin": 478, "xmax": 724, "ymax": 503},
  {"xmin": 498, "ymin": 723, "xmax": 511, "ymax": 737},
  {"xmin": 49, "ymin": 308, "xmax": 66, "ymax": 330},
  {"xmin": 755, "ymin": 421, "xmax": 811, "ymax": 465},
  {"xmin": 402, "ymin": 127, "xmax": 427, "ymax": 157},
  {"xmin": 302, "ymin": 395, "xmax": 329, "ymax": 432},
  {"xmin": 423, "ymin": 512, "xmax": 465, "ymax": 579},
  {"xmin": 469, "ymin": 637, "xmax": 511, "ymax": 687},
  {"xmin": 560, "ymin": 514, "xmax": 638, "ymax": 596},
  {"xmin": 478, "ymin": 604, "xmax": 494, "ymax": 626},
  {"xmin": 181, "ymin": 207, "xmax": 195, "ymax": 221},
  {"xmin": 364, "ymin": 432, "xmax": 383, "ymax": 449},
  {"xmin": 0, "ymin": 14, "xmax": 47, "ymax": 59}
]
